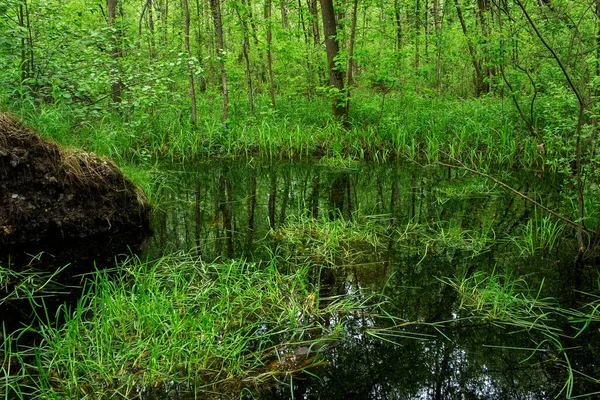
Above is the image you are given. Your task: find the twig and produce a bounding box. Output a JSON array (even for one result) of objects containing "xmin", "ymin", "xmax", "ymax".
[{"xmin": 433, "ymin": 157, "xmax": 595, "ymax": 235}]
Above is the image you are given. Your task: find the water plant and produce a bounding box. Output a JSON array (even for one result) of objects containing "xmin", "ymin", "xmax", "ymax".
[
  {"xmin": 2, "ymin": 252, "xmax": 368, "ymax": 399},
  {"xmin": 272, "ymin": 215, "xmax": 389, "ymax": 268},
  {"xmin": 508, "ymin": 211, "xmax": 565, "ymax": 257},
  {"xmin": 441, "ymin": 270, "xmax": 600, "ymax": 398}
]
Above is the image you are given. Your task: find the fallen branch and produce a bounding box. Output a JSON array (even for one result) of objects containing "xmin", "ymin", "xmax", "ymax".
[{"xmin": 432, "ymin": 157, "xmax": 595, "ymax": 235}]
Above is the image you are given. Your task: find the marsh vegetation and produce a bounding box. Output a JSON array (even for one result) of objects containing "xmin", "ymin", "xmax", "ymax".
[{"xmin": 3, "ymin": 0, "xmax": 600, "ymax": 398}]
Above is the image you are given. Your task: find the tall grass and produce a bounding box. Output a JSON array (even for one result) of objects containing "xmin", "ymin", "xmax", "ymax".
[
  {"xmin": 1, "ymin": 92, "xmax": 541, "ymax": 166},
  {"xmin": 508, "ymin": 211, "xmax": 565, "ymax": 257},
  {"xmin": 2, "ymin": 252, "xmax": 368, "ymax": 399}
]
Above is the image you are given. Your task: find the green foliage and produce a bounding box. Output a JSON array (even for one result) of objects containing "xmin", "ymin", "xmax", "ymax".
[{"xmin": 2, "ymin": 253, "xmax": 367, "ymax": 398}]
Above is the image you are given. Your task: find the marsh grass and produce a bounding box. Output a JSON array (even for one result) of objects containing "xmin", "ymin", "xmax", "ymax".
[
  {"xmin": 2, "ymin": 94, "xmax": 542, "ymax": 166},
  {"xmin": 2, "ymin": 252, "xmax": 368, "ymax": 399},
  {"xmin": 271, "ymin": 215, "xmax": 390, "ymax": 268},
  {"xmin": 0, "ymin": 258, "xmax": 71, "ymax": 305},
  {"xmin": 508, "ymin": 211, "xmax": 565, "ymax": 257},
  {"xmin": 442, "ymin": 270, "xmax": 600, "ymax": 398}
]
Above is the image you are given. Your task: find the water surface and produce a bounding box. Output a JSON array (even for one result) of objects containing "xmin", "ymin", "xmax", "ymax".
[{"xmin": 142, "ymin": 160, "xmax": 599, "ymax": 399}]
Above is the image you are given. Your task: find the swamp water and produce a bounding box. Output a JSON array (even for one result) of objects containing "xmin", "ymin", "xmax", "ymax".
[
  {"xmin": 140, "ymin": 160, "xmax": 600, "ymax": 399},
  {"xmin": 3, "ymin": 160, "xmax": 600, "ymax": 399}
]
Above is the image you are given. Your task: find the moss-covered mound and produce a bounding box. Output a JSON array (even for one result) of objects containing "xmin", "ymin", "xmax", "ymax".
[{"xmin": 0, "ymin": 112, "xmax": 150, "ymax": 246}]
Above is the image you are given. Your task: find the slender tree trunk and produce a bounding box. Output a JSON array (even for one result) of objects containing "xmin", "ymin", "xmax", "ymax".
[
  {"xmin": 194, "ymin": 0, "xmax": 207, "ymax": 92},
  {"xmin": 281, "ymin": 0, "xmax": 289, "ymax": 28},
  {"xmin": 183, "ymin": 0, "xmax": 198, "ymax": 123},
  {"xmin": 320, "ymin": 0, "xmax": 348, "ymax": 120},
  {"xmin": 308, "ymin": 0, "xmax": 321, "ymax": 45},
  {"xmin": 346, "ymin": 0, "xmax": 359, "ymax": 114},
  {"xmin": 137, "ymin": 1, "xmax": 149, "ymax": 50},
  {"xmin": 298, "ymin": 0, "xmax": 309, "ymax": 44},
  {"xmin": 415, "ymin": 0, "xmax": 421, "ymax": 80},
  {"xmin": 210, "ymin": 0, "xmax": 229, "ymax": 121},
  {"xmin": 394, "ymin": 0, "xmax": 402, "ymax": 50},
  {"xmin": 107, "ymin": 0, "xmax": 122, "ymax": 106},
  {"xmin": 476, "ymin": 0, "xmax": 491, "ymax": 92},
  {"xmin": 453, "ymin": 0, "xmax": 486, "ymax": 96},
  {"xmin": 164, "ymin": 0, "xmax": 169, "ymax": 45},
  {"xmin": 148, "ymin": 0, "xmax": 156, "ymax": 57},
  {"xmin": 236, "ymin": 0, "xmax": 254, "ymax": 114},
  {"xmin": 24, "ymin": 0, "xmax": 34, "ymax": 80},
  {"xmin": 424, "ymin": 0, "xmax": 429, "ymax": 60},
  {"xmin": 265, "ymin": 0, "xmax": 276, "ymax": 108},
  {"xmin": 18, "ymin": 4, "xmax": 27, "ymax": 85},
  {"xmin": 433, "ymin": 0, "xmax": 442, "ymax": 93},
  {"xmin": 596, "ymin": 0, "xmax": 600, "ymax": 98}
]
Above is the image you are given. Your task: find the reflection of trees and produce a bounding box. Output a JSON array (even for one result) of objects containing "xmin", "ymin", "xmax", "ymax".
[
  {"xmin": 329, "ymin": 173, "xmax": 353, "ymax": 220},
  {"xmin": 246, "ymin": 168, "xmax": 257, "ymax": 252},
  {"xmin": 268, "ymin": 258, "xmax": 553, "ymax": 399},
  {"xmin": 144, "ymin": 161, "xmax": 588, "ymax": 398},
  {"xmin": 146, "ymin": 162, "xmax": 562, "ymax": 265}
]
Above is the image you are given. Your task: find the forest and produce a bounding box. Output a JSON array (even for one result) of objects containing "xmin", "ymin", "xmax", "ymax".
[{"xmin": 2, "ymin": 0, "xmax": 600, "ymax": 398}]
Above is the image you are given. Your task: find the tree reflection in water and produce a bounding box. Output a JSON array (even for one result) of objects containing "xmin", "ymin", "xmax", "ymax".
[{"xmin": 145, "ymin": 160, "xmax": 599, "ymax": 399}]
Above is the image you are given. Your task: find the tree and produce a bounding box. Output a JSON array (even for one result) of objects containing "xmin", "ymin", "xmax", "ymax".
[
  {"xmin": 209, "ymin": 0, "xmax": 229, "ymax": 121},
  {"xmin": 183, "ymin": 0, "xmax": 197, "ymax": 123},
  {"xmin": 107, "ymin": 0, "xmax": 123, "ymax": 106},
  {"xmin": 320, "ymin": 0, "xmax": 348, "ymax": 120}
]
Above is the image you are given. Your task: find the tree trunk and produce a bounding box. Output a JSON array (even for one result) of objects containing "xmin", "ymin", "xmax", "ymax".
[
  {"xmin": 415, "ymin": 0, "xmax": 420, "ymax": 80},
  {"xmin": 107, "ymin": 0, "xmax": 122, "ymax": 106},
  {"xmin": 281, "ymin": 0, "xmax": 289, "ymax": 28},
  {"xmin": 209, "ymin": 0, "xmax": 229, "ymax": 121},
  {"xmin": 453, "ymin": 0, "xmax": 486, "ymax": 96},
  {"xmin": 148, "ymin": 0, "xmax": 156, "ymax": 57},
  {"xmin": 394, "ymin": 0, "xmax": 402, "ymax": 50},
  {"xmin": 308, "ymin": 0, "xmax": 321, "ymax": 45},
  {"xmin": 346, "ymin": 0, "xmax": 359, "ymax": 113},
  {"xmin": 183, "ymin": 0, "xmax": 198, "ymax": 123},
  {"xmin": 265, "ymin": 0, "xmax": 276, "ymax": 108},
  {"xmin": 320, "ymin": 0, "xmax": 348, "ymax": 120},
  {"xmin": 18, "ymin": 4, "xmax": 28, "ymax": 85},
  {"xmin": 236, "ymin": 0, "xmax": 254, "ymax": 115}
]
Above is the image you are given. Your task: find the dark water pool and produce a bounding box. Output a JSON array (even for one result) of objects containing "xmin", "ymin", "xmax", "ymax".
[{"xmin": 140, "ymin": 160, "xmax": 600, "ymax": 399}]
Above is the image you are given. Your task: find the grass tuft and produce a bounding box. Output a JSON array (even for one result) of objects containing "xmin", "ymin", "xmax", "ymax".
[{"xmin": 2, "ymin": 252, "xmax": 367, "ymax": 398}]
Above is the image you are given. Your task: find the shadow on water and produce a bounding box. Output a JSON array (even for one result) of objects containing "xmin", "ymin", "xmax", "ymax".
[
  {"xmin": 0, "ymin": 229, "xmax": 149, "ymax": 337},
  {"xmin": 140, "ymin": 160, "xmax": 600, "ymax": 399}
]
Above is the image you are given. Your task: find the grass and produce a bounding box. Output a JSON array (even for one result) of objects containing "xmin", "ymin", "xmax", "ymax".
[
  {"xmin": 1, "ymin": 92, "xmax": 543, "ymax": 168},
  {"xmin": 508, "ymin": 211, "xmax": 565, "ymax": 257},
  {"xmin": 441, "ymin": 269, "xmax": 600, "ymax": 398},
  {"xmin": 271, "ymin": 215, "xmax": 390, "ymax": 269},
  {"xmin": 1, "ymin": 252, "xmax": 369, "ymax": 399},
  {"xmin": 0, "ymin": 258, "xmax": 71, "ymax": 305}
]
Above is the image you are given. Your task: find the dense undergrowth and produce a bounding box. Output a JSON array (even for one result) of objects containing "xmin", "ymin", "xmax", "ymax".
[{"xmin": 1, "ymin": 90, "xmax": 550, "ymax": 168}]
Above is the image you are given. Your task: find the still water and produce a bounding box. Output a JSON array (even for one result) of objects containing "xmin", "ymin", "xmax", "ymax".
[{"xmin": 141, "ymin": 160, "xmax": 600, "ymax": 399}]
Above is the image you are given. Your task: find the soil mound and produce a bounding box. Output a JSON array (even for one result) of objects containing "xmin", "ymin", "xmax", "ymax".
[{"xmin": 0, "ymin": 112, "xmax": 151, "ymax": 246}]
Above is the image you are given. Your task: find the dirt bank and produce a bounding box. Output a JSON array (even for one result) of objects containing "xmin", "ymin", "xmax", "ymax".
[{"xmin": 0, "ymin": 112, "xmax": 151, "ymax": 247}]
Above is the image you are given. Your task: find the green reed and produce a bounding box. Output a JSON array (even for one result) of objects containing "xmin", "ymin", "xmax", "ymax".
[
  {"xmin": 1, "ymin": 92, "xmax": 535, "ymax": 166},
  {"xmin": 2, "ymin": 252, "xmax": 367, "ymax": 399},
  {"xmin": 442, "ymin": 269, "xmax": 600, "ymax": 398}
]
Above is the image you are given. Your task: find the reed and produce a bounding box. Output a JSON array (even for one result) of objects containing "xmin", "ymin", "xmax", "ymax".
[
  {"xmin": 1, "ymin": 93, "xmax": 537, "ymax": 166},
  {"xmin": 2, "ymin": 252, "xmax": 368, "ymax": 399}
]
